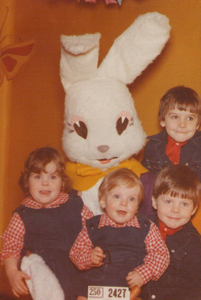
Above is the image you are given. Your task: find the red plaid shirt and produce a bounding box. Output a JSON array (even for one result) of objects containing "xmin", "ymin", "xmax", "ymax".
[
  {"xmin": 70, "ymin": 214, "xmax": 170, "ymax": 284},
  {"xmin": 0, "ymin": 193, "xmax": 93, "ymax": 262}
]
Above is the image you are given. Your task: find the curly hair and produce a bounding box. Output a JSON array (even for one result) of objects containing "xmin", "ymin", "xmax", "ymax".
[{"xmin": 19, "ymin": 147, "xmax": 71, "ymax": 196}]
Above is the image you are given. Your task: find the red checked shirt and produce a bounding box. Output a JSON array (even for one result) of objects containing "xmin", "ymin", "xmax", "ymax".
[
  {"xmin": 70, "ymin": 214, "xmax": 170, "ymax": 284},
  {"xmin": 0, "ymin": 193, "xmax": 93, "ymax": 262}
]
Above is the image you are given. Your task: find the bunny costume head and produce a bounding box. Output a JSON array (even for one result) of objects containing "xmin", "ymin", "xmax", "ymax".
[
  {"xmin": 60, "ymin": 12, "xmax": 171, "ymax": 214},
  {"xmin": 61, "ymin": 76, "xmax": 145, "ymax": 171}
]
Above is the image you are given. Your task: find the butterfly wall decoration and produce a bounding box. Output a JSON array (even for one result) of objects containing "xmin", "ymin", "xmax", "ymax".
[{"xmin": 0, "ymin": 7, "xmax": 35, "ymax": 86}]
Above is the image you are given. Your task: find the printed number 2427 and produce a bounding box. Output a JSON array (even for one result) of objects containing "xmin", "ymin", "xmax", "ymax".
[{"xmin": 108, "ymin": 288, "xmax": 127, "ymax": 298}]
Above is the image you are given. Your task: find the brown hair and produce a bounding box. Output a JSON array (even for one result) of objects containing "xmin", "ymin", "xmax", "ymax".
[
  {"xmin": 158, "ymin": 85, "xmax": 201, "ymax": 124},
  {"xmin": 19, "ymin": 147, "xmax": 71, "ymax": 196},
  {"xmin": 153, "ymin": 165, "xmax": 201, "ymax": 208},
  {"xmin": 99, "ymin": 168, "xmax": 144, "ymax": 204}
]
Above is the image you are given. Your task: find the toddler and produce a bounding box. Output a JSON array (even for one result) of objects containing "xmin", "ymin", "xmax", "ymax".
[
  {"xmin": 143, "ymin": 164, "xmax": 201, "ymax": 300},
  {"xmin": 70, "ymin": 168, "xmax": 169, "ymax": 299},
  {"xmin": 142, "ymin": 85, "xmax": 201, "ymax": 180},
  {"xmin": 0, "ymin": 147, "xmax": 93, "ymax": 300}
]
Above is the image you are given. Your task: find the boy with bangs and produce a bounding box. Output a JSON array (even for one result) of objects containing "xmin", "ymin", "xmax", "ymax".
[
  {"xmin": 70, "ymin": 168, "xmax": 169, "ymax": 300},
  {"xmin": 142, "ymin": 85, "xmax": 201, "ymax": 180},
  {"xmin": 143, "ymin": 164, "xmax": 201, "ymax": 300}
]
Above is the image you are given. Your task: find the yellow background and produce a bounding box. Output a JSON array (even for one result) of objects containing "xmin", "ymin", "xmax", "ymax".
[{"xmin": 1, "ymin": 0, "xmax": 201, "ymax": 235}]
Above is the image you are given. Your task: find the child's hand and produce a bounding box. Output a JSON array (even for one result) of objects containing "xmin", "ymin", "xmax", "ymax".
[
  {"xmin": 7, "ymin": 269, "xmax": 30, "ymax": 297},
  {"xmin": 126, "ymin": 270, "xmax": 144, "ymax": 289},
  {"xmin": 91, "ymin": 246, "xmax": 105, "ymax": 266}
]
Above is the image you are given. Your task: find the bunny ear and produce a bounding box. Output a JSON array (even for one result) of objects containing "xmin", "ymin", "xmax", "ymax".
[
  {"xmin": 98, "ymin": 12, "xmax": 171, "ymax": 85},
  {"xmin": 60, "ymin": 33, "xmax": 101, "ymax": 91}
]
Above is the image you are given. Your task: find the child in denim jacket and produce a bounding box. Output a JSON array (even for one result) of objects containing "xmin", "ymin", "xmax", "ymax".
[
  {"xmin": 143, "ymin": 164, "xmax": 201, "ymax": 300},
  {"xmin": 142, "ymin": 86, "xmax": 201, "ymax": 180}
]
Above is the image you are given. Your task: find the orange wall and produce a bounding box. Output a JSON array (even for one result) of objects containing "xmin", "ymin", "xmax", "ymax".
[
  {"xmin": 1, "ymin": 0, "xmax": 201, "ymax": 233},
  {"xmin": 0, "ymin": 0, "xmax": 15, "ymax": 234}
]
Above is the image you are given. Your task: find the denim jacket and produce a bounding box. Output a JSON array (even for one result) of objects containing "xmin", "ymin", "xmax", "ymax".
[
  {"xmin": 141, "ymin": 130, "xmax": 201, "ymax": 181},
  {"xmin": 142, "ymin": 214, "xmax": 201, "ymax": 300}
]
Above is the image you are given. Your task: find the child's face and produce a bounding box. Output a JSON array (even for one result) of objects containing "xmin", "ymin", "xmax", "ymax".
[
  {"xmin": 152, "ymin": 194, "xmax": 197, "ymax": 229},
  {"xmin": 28, "ymin": 161, "xmax": 63, "ymax": 205},
  {"xmin": 160, "ymin": 107, "xmax": 199, "ymax": 143},
  {"xmin": 100, "ymin": 184, "xmax": 140, "ymax": 225}
]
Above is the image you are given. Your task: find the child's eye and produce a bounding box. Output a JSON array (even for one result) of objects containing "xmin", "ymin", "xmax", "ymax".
[
  {"xmin": 181, "ymin": 202, "xmax": 189, "ymax": 207},
  {"xmin": 187, "ymin": 116, "xmax": 195, "ymax": 121},
  {"xmin": 33, "ymin": 174, "xmax": 41, "ymax": 179},
  {"xmin": 171, "ymin": 115, "xmax": 178, "ymax": 119},
  {"xmin": 165, "ymin": 199, "xmax": 171, "ymax": 204},
  {"xmin": 129, "ymin": 197, "xmax": 135, "ymax": 202},
  {"xmin": 113, "ymin": 194, "xmax": 120, "ymax": 199},
  {"xmin": 51, "ymin": 175, "xmax": 58, "ymax": 180}
]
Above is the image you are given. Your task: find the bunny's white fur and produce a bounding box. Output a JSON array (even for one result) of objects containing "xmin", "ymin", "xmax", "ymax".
[
  {"xmin": 21, "ymin": 254, "xmax": 65, "ymax": 300},
  {"xmin": 60, "ymin": 12, "xmax": 171, "ymax": 214}
]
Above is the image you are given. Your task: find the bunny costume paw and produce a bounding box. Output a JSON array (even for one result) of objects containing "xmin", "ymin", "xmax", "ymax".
[{"xmin": 21, "ymin": 253, "xmax": 65, "ymax": 300}]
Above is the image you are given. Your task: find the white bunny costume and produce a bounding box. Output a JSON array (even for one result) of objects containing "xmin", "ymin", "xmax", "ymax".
[
  {"xmin": 60, "ymin": 12, "xmax": 171, "ymax": 215},
  {"xmin": 21, "ymin": 254, "xmax": 65, "ymax": 300}
]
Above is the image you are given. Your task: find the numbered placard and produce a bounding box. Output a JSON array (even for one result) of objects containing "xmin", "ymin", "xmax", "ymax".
[{"xmin": 88, "ymin": 286, "xmax": 130, "ymax": 300}]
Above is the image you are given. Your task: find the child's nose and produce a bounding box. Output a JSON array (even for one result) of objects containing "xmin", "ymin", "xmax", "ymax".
[
  {"xmin": 178, "ymin": 119, "xmax": 186, "ymax": 127},
  {"xmin": 171, "ymin": 204, "xmax": 180, "ymax": 213},
  {"xmin": 120, "ymin": 198, "xmax": 127, "ymax": 206},
  {"xmin": 42, "ymin": 179, "xmax": 49, "ymax": 186}
]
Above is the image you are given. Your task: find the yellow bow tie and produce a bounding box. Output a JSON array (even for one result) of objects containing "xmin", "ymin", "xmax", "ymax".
[
  {"xmin": 76, "ymin": 163, "xmax": 104, "ymax": 176},
  {"xmin": 66, "ymin": 158, "xmax": 147, "ymax": 191}
]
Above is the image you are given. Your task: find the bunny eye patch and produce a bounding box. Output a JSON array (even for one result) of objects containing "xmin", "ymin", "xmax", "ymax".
[
  {"xmin": 71, "ymin": 116, "xmax": 88, "ymax": 139},
  {"xmin": 74, "ymin": 121, "xmax": 88, "ymax": 139},
  {"xmin": 116, "ymin": 111, "xmax": 133, "ymax": 135}
]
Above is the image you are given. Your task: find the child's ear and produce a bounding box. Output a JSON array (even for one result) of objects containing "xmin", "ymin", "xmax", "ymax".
[
  {"xmin": 192, "ymin": 205, "xmax": 198, "ymax": 216},
  {"xmin": 152, "ymin": 196, "xmax": 158, "ymax": 210},
  {"xmin": 99, "ymin": 197, "xmax": 106, "ymax": 209},
  {"xmin": 196, "ymin": 123, "xmax": 200, "ymax": 130},
  {"xmin": 160, "ymin": 120, "xmax": 166, "ymax": 128}
]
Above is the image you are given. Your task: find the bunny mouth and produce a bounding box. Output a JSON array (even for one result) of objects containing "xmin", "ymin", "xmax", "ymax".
[{"xmin": 98, "ymin": 157, "xmax": 118, "ymax": 164}]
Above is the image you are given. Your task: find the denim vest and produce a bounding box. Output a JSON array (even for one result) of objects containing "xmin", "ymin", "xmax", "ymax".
[
  {"xmin": 79, "ymin": 215, "xmax": 150, "ymax": 297},
  {"xmin": 15, "ymin": 194, "xmax": 83, "ymax": 300}
]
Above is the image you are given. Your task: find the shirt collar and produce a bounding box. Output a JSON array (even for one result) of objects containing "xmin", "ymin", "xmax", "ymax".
[
  {"xmin": 167, "ymin": 135, "xmax": 187, "ymax": 147},
  {"xmin": 98, "ymin": 214, "xmax": 141, "ymax": 229},
  {"xmin": 21, "ymin": 192, "xmax": 69, "ymax": 209},
  {"xmin": 158, "ymin": 218, "xmax": 183, "ymax": 240}
]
